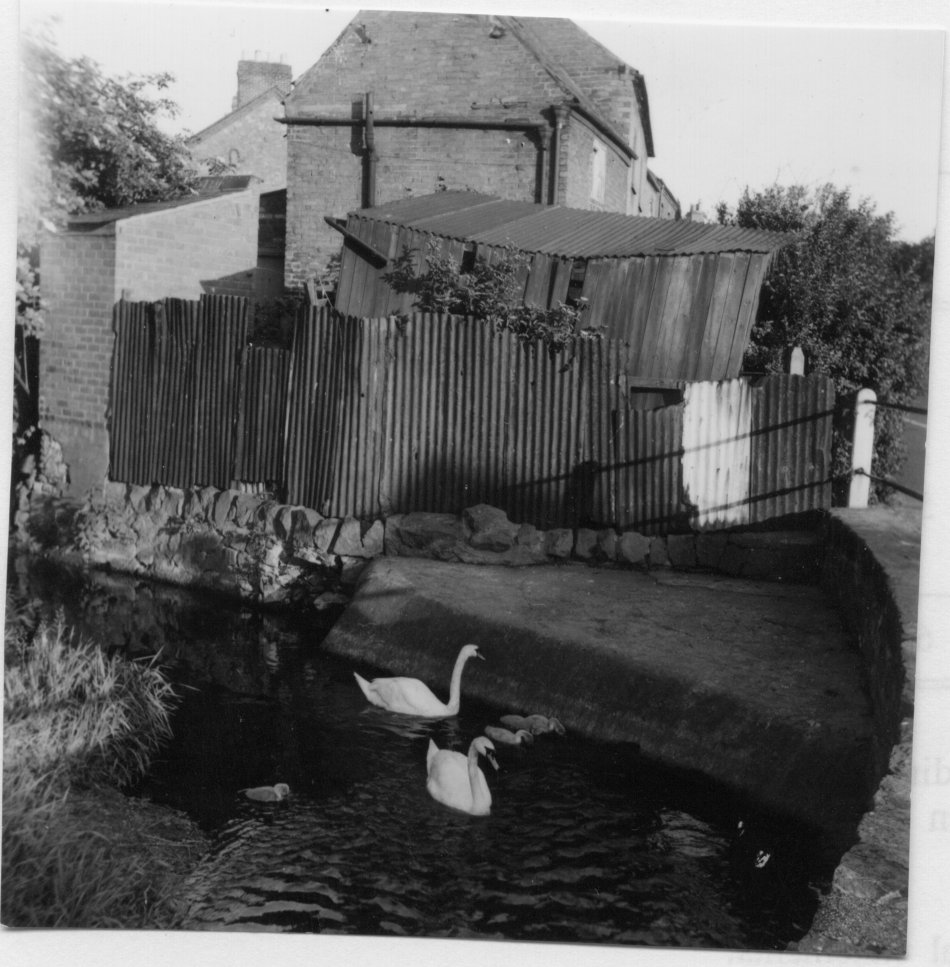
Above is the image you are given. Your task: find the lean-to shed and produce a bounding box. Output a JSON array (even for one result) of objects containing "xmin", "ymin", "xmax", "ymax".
[{"xmin": 330, "ymin": 191, "xmax": 788, "ymax": 384}]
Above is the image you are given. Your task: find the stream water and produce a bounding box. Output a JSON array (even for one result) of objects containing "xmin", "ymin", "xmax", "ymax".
[{"xmin": 7, "ymin": 555, "xmax": 844, "ymax": 949}]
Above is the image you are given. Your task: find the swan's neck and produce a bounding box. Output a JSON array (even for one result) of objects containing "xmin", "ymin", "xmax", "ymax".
[
  {"xmin": 468, "ymin": 746, "xmax": 491, "ymax": 812},
  {"xmin": 445, "ymin": 651, "xmax": 471, "ymax": 714}
]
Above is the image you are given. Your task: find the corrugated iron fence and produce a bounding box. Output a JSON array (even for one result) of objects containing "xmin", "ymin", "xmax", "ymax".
[{"xmin": 110, "ymin": 299, "xmax": 834, "ymax": 532}]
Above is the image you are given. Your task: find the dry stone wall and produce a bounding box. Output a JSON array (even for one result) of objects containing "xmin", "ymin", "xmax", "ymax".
[{"xmin": 35, "ymin": 483, "xmax": 826, "ymax": 611}]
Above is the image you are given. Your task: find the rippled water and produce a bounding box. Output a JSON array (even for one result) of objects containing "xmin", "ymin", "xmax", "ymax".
[{"xmin": 8, "ymin": 556, "xmax": 838, "ymax": 949}]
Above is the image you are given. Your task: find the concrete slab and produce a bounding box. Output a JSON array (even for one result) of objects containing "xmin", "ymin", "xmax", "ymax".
[{"xmin": 323, "ymin": 557, "xmax": 877, "ymax": 831}]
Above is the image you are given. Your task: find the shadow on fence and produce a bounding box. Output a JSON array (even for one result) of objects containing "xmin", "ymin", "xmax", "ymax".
[{"xmin": 109, "ymin": 298, "xmax": 836, "ymax": 533}]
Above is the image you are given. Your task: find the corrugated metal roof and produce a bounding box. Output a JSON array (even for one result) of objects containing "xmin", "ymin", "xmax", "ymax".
[
  {"xmin": 66, "ymin": 188, "xmax": 254, "ymax": 226},
  {"xmin": 352, "ymin": 192, "xmax": 788, "ymax": 257}
]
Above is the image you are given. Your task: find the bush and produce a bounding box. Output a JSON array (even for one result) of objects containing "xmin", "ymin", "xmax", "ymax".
[
  {"xmin": 718, "ymin": 184, "xmax": 931, "ymax": 501},
  {"xmin": 383, "ymin": 241, "xmax": 599, "ymax": 359},
  {"xmin": 2, "ymin": 612, "xmax": 184, "ymax": 926}
]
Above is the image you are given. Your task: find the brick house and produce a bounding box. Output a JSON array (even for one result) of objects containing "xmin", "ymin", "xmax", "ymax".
[
  {"xmin": 186, "ymin": 57, "xmax": 293, "ymax": 189},
  {"xmin": 282, "ymin": 10, "xmax": 679, "ymax": 287},
  {"xmin": 39, "ymin": 181, "xmax": 276, "ymax": 493}
]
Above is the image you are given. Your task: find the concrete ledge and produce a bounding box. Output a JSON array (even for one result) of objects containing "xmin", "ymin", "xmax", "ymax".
[
  {"xmin": 323, "ymin": 556, "xmax": 877, "ymax": 834},
  {"xmin": 795, "ymin": 507, "xmax": 918, "ymax": 956}
]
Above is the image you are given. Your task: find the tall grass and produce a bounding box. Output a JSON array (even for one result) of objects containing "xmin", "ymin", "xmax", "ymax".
[{"xmin": 3, "ymin": 605, "xmax": 185, "ymax": 927}]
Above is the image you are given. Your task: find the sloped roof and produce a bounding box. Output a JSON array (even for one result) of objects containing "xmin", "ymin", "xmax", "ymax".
[
  {"xmin": 289, "ymin": 12, "xmax": 642, "ymax": 160},
  {"xmin": 66, "ymin": 183, "xmax": 259, "ymax": 226},
  {"xmin": 352, "ymin": 192, "xmax": 788, "ymax": 258},
  {"xmin": 187, "ymin": 84, "xmax": 287, "ymax": 144}
]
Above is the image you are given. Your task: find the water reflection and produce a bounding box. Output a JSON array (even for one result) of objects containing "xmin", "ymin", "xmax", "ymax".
[{"xmin": 8, "ymin": 555, "xmax": 830, "ymax": 949}]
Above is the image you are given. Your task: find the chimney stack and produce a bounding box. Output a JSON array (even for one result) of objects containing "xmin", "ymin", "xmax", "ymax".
[{"xmin": 233, "ymin": 56, "xmax": 293, "ymax": 110}]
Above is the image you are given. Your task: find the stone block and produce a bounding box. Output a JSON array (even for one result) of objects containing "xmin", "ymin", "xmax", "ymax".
[
  {"xmin": 361, "ymin": 519, "xmax": 385, "ymax": 558},
  {"xmin": 182, "ymin": 488, "xmax": 203, "ymax": 519},
  {"xmin": 464, "ymin": 504, "xmax": 518, "ymax": 551},
  {"xmin": 163, "ymin": 487, "xmax": 185, "ymax": 518},
  {"xmin": 101, "ymin": 480, "xmax": 128, "ymax": 506},
  {"xmin": 666, "ymin": 534, "xmax": 696, "ymax": 568},
  {"xmin": 213, "ymin": 490, "xmax": 238, "ymax": 530},
  {"xmin": 332, "ymin": 517, "xmax": 364, "ymax": 556},
  {"xmin": 128, "ymin": 484, "xmax": 151, "ymax": 514},
  {"xmin": 232, "ymin": 493, "xmax": 261, "ymax": 528},
  {"xmin": 618, "ymin": 531, "xmax": 651, "ymax": 565},
  {"xmin": 294, "ymin": 506, "xmax": 324, "ymax": 534},
  {"xmin": 275, "ymin": 505, "xmax": 296, "ymax": 540},
  {"xmin": 596, "ymin": 529, "xmax": 618, "ymax": 562},
  {"xmin": 695, "ymin": 533, "xmax": 728, "ymax": 569},
  {"xmin": 197, "ymin": 486, "xmax": 218, "ymax": 519},
  {"xmin": 574, "ymin": 528, "xmax": 598, "ymax": 559},
  {"xmin": 515, "ymin": 522, "xmax": 543, "ymax": 555},
  {"xmin": 384, "ymin": 513, "xmax": 465, "ymax": 559},
  {"xmin": 544, "ymin": 528, "xmax": 574, "ymax": 558},
  {"xmin": 314, "ymin": 590, "xmax": 350, "ymax": 611},
  {"xmin": 314, "ymin": 518, "xmax": 341, "ymax": 553}
]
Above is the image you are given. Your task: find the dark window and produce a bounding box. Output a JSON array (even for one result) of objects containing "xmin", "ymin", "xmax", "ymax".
[
  {"xmin": 460, "ymin": 244, "xmax": 477, "ymax": 274},
  {"xmin": 567, "ymin": 259, "xmax": 588, "ymax": 306}
]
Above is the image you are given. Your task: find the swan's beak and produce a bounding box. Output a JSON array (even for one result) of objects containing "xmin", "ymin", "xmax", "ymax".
[
  {"xmin": 487, "ymin": 751, "xmax": 499, "ymax": 771},
  {"xmin": 475, "ymin": 649, "xmax": 485, "ymax": 660}
]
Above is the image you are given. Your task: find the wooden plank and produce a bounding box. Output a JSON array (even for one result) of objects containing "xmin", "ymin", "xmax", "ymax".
[
  {"xmin": 707, "ymin": 255, "xmax": 750, "ymax": 380},
  {"xmin": 636, "ymin": 257, "xmax": 675, "ymax": 380},
  {"xmin": 623, "ymin": 256, "xmax": 659, "ymax": 377},
  {"xmin": 653, "ymin": 256, "xmax": 696, "ymax": 380},
  {"xmin": 695, "ymin": 255, "xmax": 739, "ymax": 381},
  {"xmin": 579, "ymin": 259, "xmax": 615, "ymax": 330},
  {"xmin": 682, "ymin": 253, "xmax": 721, "ymax": 380},
  {"xmin": 725, "ymin": 252, "xmax": 770, "ymax": 375}
]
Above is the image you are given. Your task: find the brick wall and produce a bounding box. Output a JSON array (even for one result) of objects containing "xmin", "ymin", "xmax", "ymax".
[
  {"xmin": 40, "ymin": 228, "xmax": 118, "ymax": 492},
  {"xmin": 115, "ymin": 192, "xmax": 260, "ymax": 301},
  {"xmin": 561, "ymin": 116, "xmax": 630, "ymax": 213},
  {"xmin": 284, "ymin": 11, "xmax": 670, "ymax": 283},
  {"xmin": 285, "ymin": 124, "xmax": 542, "ymax": 285},
  {"xmin": 235, "ymin": 60, "xmax": 292, "ymax": 110},
  {"xmin": 189, "ymin": 90, "xmax": 288, "ymax": 189},
  {"xmin": 285, "ymin": 11, "xmax": 576, "ymax": 284}
]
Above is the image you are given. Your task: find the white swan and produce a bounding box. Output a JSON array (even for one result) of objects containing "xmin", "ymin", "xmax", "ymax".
[
  {"xmin": 241, "ymin": 783, "xmax": 290, "ymax": 802},
  {"xmin": 426, "ymin": 737, "xmax": 498, "ymax": 816},
  {"xmin": 353, "ymin": 643, "xmax": 484, "ymax": 717},
  {"xmin": 500, "ymin": 713, "xmax": 566, "ymax": 735},
  {"xmin": 484, "ymin": 724, "xmax": 534, "ymax": 746}
]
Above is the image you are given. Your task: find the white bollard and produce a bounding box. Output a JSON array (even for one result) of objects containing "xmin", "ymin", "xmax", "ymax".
[
  {"xmin": 789, "ymin": 346, "xmax": 805, "ymax": 375},
  {"xmin": 848, "ymin": 388, "xmax": 877, "ymax": 508}
]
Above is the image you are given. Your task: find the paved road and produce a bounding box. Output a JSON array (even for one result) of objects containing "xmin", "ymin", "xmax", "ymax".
[{"xmin": 894, "ymin": 394, "xmax": 927, "ymax": 500}]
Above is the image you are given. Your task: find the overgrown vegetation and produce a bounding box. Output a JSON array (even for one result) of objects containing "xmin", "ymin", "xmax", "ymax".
[
  {"xmin": 718, "ymin": 183, "xmax": 932, "ymax": 501},
  {"xmin": 2, "ymin": 604, "xmax": 195, "ymax": 927},
  {"xmin": 383, "ymin": 241, "xmax": 599, "ymax": 359}
]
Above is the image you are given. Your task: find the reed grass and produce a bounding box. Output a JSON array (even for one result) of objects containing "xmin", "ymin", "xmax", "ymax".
[{"xmin": 3, "ymin": 605, "xmax": 191, "ymax": 927}]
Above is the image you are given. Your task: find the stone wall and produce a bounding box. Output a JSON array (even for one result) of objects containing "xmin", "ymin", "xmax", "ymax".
[
  {"xmin": 30, "ymin": 484, "xmax": 825, "ymax": 611},
  {"xmin": 795, "ymin": 509, "xmax": 917, "ymax": 956}
]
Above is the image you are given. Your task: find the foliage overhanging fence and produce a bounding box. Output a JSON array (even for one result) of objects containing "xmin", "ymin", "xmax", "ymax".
[{"xmin": 109, "ymin": 298, "xmax": 834, "ymax": 532}]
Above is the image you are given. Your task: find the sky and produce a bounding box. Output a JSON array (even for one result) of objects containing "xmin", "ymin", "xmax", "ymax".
[{"xmin": 15, "ymin": 0, "xmax": 947, "ymax": 241}]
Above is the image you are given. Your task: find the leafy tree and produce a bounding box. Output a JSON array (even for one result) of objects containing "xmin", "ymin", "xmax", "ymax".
[
  {"xmin": 13, "ymin": 27, "xmax": 201, "ymax": 494},
  {"xmin": 383, "ymin": 241, "xmax": 597, "ymax": 359},
  {"xmin": 718, "ymin": 184, "xmax": 932, "ymax": 502},
  {"xmin": 19, "ymin": 27, "xmax": 197, "ymax": 239}
]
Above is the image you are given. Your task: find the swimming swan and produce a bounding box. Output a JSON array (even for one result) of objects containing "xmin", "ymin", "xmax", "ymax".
[
  {"xmin": 426, "ymin": 737, "xmax": 499, "ymax": 816},
  {"xmin": 241, "ymin": 783, "xmax": 290, "ymax": 802},
  {"xmin": 353, "ymin": 644, "xmax": 484, "ymax": 717},
  {"xmin": 500, "ymin": 713, "xmax": 566, "ymax": 736},
  {"xmin": 484, "ymin": 724, "xmax": 534, "ymax": 746}
]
